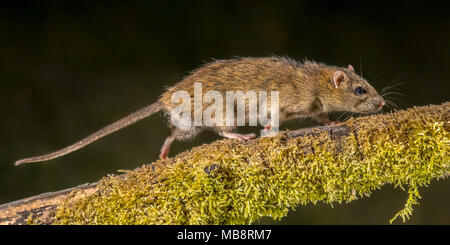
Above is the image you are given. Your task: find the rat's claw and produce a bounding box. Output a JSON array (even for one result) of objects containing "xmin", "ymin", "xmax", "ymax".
[
  {"xmin": 159, "ymin": 135, "xmax": 175, "ymax": 159},
  {"xmin": 324, "ymin": 120, "xmax": 340, "ymax": 126},
  {"xmin": 159, "ymin": 148, "xmax": 169, "ymax": 159},
  {"xmin": 238, "ymin": 133, "xmax": 257, "ymax": 141},
  {"xmin": 220, "ymin": 131, "xmax": 256, "ymax": 141}
]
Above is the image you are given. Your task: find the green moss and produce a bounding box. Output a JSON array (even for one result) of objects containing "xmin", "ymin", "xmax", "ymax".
[
  {"xmin": 54, "ymin": 103, "xmax": 449, "ymax": 224},
  {"xmin": 26, "ymin": 213, "xmax": 36, "ymax": 225}
]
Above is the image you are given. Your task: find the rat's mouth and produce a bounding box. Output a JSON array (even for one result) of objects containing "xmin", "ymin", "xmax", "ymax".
[
  {"xmin": 359, "ymin": 101, "xmax": 385, "ymax": 114},
  {"xmin": 359, "ymin": 110, "xmax": 373, "ymax": 114},
  {"xmin": 357, "ymin": 108, "xmax": 381, "ymax": 114},
  {"xmin": 374, "ymin": 101, "xmax": 386, "ymax": 112}
]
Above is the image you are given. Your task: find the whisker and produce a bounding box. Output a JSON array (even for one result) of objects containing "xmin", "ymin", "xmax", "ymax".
[
  {"xmin": 359, "ymin": 58, "xmax": 363, "ymax": 77},
  {"xmin": 388, "ymin": 81, "xmax": 405, "ymax": 88},
  {"xmin": 382, "ymin": 91, "xmax": 405, "ymax": 97},
  {"xmin": 381, "ymin": 81, "xmax": 405, "ymax": 95},
  {"xmin": 336, "ymin": 112, "xmax": 346, "ymax": 122},
  {"xmin": 337, "ymin": 112, "xmax": 351, "ymax": 122},
  {"xmin": 384, "ymin": 99, "xmax": 400, "ymax": 110},
  {"xmin": 385, "ymin": 95, "xmax": 405, "ymax": 108},
  {"xmin": 385, "ymin": 86, "xmax": 403, "ymax": 92},
  {"xmin": 382, "ymin": 86, "xmax": 400, "ymax": 94},
  {"xmin": 380, "ymin": 80, "xmax": 406, "ymax": 112},
  {"xmin": 343, "ymin": 112, "xmax": 356, "ymax": 122}
]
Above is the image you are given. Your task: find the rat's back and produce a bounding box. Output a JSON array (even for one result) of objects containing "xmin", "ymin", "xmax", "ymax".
[{"xmin": 160, "ymin": 56, "xmax": 304, "ymax": 105}]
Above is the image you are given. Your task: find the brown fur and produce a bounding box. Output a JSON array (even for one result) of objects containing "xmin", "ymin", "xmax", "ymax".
[
  {"xmin": 160, "ymin": 56, "xmax": 384, "ymax": 140},
  {"xmin": 15, "ymin": 56, "xmax": 384, "ymax": 164}
]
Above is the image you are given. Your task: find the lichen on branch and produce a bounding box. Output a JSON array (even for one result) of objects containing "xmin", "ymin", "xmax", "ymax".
[{"xmin": 53, "ymin": 103, "xmax": 449, "ymax": 225}]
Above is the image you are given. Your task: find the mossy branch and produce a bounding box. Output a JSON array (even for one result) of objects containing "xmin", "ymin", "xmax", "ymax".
[{"xmin": 1, "ymin": 103, "xmax": 449, "ymax": 225}]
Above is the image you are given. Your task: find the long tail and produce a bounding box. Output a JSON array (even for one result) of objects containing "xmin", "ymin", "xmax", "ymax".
[{"xmin": 15, "ymin": 101, "xmax": 163, "ymax": 165}]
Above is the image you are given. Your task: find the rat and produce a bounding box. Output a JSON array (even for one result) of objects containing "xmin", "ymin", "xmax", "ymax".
[{"xmin": 14, "ymin": 56, "xmax": 385, "ymax": 165}]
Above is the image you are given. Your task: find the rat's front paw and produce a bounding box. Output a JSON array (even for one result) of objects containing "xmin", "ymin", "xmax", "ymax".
[
  {"xmin": 321, "ymin": 118, "xmax": 341, "ymax": 126},
  {"xmin": 324, "ymin": 120, "xmax": 340, "ymax": 125}
]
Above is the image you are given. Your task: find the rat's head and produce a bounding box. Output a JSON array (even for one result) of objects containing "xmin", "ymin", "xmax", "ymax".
[{"xmin": 330, "ymin": 65, "xmax": 385, "ymax": 114}]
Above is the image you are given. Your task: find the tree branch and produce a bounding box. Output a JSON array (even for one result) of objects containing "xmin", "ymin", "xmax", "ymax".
[{"xmin": 1, "ymin": 102, "xmax": 448, "ymax": 225}]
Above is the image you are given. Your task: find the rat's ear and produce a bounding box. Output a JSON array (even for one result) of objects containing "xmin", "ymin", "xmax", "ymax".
[
  {"xmin": 348, "ymin": 64, "xmax": 354, "ymax": 72},
  {"xmin": 332, "ymin": 71, "xmax": 347, "ymax": 88}
]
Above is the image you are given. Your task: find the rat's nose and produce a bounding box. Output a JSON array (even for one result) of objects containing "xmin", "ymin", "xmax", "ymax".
[{"xmin": 378, "ymin": 100, "xmax": 385, "ymax": 109}]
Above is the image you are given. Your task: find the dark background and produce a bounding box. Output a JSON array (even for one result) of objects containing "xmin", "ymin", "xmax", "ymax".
[{"xmin": 1, "ymin": 1, "xmax": 449, "ymax": 224}]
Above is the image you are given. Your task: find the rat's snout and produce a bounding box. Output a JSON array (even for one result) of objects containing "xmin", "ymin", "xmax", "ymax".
[
  {"xmin": 378, "ymin": 100, "xmax": 385, "ymax": 109},
  {"xmin": 366, "ymin": 97, "xmax": 385, "ymax": 113},
  {"xmin": 375, "ymin": 98, "xmax": 385, "ymax": 111}
]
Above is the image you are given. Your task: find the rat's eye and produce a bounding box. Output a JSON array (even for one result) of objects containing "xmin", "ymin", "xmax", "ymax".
[{"xmin": 354, "ymin": 87, "xmax": 367, "ymax": 95}]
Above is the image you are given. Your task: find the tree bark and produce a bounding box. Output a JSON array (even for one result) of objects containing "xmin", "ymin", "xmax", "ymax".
[{"xmin": 0, "ymin": 183, "xmax": 98, "ymax": 225}]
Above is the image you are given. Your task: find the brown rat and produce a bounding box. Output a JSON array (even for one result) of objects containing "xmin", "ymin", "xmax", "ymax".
[{"xmin": 14, "ymin": 56, "xmax": 385, "ymax": 165}]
